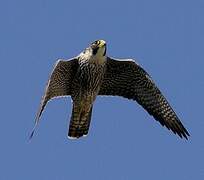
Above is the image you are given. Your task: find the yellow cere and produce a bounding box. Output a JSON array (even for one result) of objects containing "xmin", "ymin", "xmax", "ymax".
[{"xmin": 98, "ymin": 40, "xmax": 106, "ymax": 47}]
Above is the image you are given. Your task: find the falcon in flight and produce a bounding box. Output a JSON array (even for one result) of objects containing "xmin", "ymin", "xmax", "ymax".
[{"xmin": 30, "ymin": 40, "xmax": 190, "ymax": 139}]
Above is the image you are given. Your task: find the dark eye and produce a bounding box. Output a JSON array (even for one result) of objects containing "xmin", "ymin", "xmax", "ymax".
[{"xmin": 91, "ymin": 40, "xmax": 99, "ymax": 47}]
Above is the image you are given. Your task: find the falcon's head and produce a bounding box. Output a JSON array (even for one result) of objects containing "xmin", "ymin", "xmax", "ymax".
[{"xmin": 90, "ymin": 40, "xmax": 106, "ymax": 57}]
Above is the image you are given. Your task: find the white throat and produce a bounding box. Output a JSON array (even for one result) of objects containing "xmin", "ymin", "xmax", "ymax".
[{"xmin": 90, "ymin": 54, "xmax": 106, "ymax": 65}]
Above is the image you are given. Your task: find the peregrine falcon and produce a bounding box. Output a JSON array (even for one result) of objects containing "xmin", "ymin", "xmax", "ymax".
[{"xmin": 30, "ymin": 40, "xmax": 190, "ymax": 140}]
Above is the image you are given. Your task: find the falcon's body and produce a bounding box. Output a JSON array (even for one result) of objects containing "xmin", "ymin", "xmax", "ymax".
[
  {"xmin": 30, "ymin": 40, "xmax": 190, "ymax": 140},
  {"xmin": 69, "ymin": 43, "xmax": 106, "ymax": 138}
]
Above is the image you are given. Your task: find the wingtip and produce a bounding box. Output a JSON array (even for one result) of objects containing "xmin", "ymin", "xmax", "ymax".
[
  {"xmin": 177, "ymin": 129, "xmax": 190, "ymax": 140},
  {"xmin": 29, "ymin": 123, "xmax": 38, "ymax": 141},
  {"xmin": 29, "ymin": 130, "xmax": 35, "ymax": 141},
  {"xmin": 181, "ymin": 126, "xmax": 190, "ymax": 140},
  {"xmin": 183, "ymin": 131, "xmax": 190, "ymax": 140}
]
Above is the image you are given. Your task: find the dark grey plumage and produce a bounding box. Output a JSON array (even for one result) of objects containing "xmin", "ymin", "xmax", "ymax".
[
  {"xmin": 68, "ymin": 52, "xmax": 106, "ymax": 138},
  {"xmin": 30, "ymin": 40, "xmax": 190, "ymax": 140},
  {"xmin": 30, "ymin": 58, "xmax": 78, "ymax": 139},
  {"xmin": 99, "ymin": 57, "xmax": 190, "ymax": 139}
]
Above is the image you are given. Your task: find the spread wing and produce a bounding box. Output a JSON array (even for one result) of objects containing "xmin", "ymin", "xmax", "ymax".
[
  {"xmin": 99, "ymin": 57, "xmax": 190, "ymax": 139},
  {"xmin": 30, "ymin": 58, "xmax": 79, "ymax": 139}
]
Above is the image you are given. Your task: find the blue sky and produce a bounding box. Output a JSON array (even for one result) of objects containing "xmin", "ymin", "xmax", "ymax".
[{"xmin": 0, "ymin": 0, "xmax": 203, "ymax": 179}]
